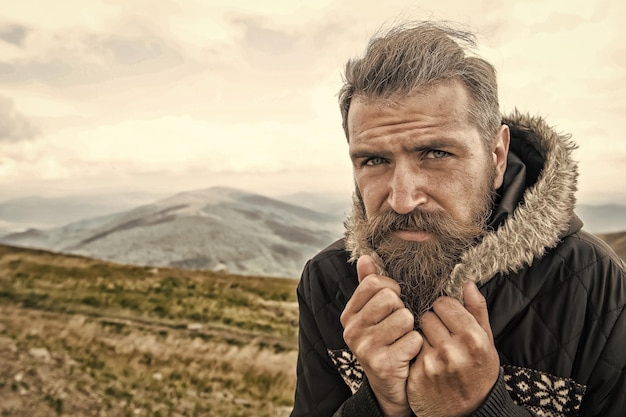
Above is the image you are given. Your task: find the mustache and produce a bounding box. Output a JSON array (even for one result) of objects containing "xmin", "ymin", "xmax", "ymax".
[{"xmin": 364, "ymin": 206, "xmax": 488, "ymax": 244}]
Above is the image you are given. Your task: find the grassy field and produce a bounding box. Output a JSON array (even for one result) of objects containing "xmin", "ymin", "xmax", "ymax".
[{"xmin": 0, "ymin": 244, "xmax": 299, "ymax": 417}]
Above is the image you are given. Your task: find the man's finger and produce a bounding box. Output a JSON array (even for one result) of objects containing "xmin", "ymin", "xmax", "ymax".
[
  {"xmin": 357, "ymin": 255, "xmax": 378, "ymax": 283},
  {"xmin": 462, "ymin": 281, "xmax": 492, "ymax": 337},
  {"xmin": 341, "ymin": 257, "xmax": 401, "ymax": 326},
  {"xmin": 394, "ymin": 330, "xmax": 424, "ymax": 362},
  {"xmin": 352, "ymin": 287, "xmax": 407, "ymax": 327},
  {"xmin": 418, "ymin": 311, "xmax": 451, "ymax": 347}
]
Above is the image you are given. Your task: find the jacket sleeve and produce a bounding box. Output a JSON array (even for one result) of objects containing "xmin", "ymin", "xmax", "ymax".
[
  {"xmin": 332, "ymin": 378, "xmax": 387, "ymax": 417},
  {"xmin": 332, "ymin": 371, "xmax": 533, "ymax": 417},
  {"xmin": 290, "ymin": 260, "xmax": 353, "ymax": 417},
  {"xmin": 470, "ymin": 371, "xmax": 533, "ymax": 417},
  {"xmin": 577, "ymin": 247, "xmax": 626, "ymax": 417},
  {"xmin": 580, "ymin": 302, "xmax": 626, "ymax": 417}
]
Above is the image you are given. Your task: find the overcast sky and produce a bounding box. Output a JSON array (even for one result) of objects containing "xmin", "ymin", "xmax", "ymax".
[{"xmin": 0, "ymin": 0, "xmax": 624, "ymax": 205}]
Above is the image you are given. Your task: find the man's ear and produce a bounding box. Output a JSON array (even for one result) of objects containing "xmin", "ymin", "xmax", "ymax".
[{"xmin": 492, "ymin": 124, "xmax": 510, "ymax": 189}]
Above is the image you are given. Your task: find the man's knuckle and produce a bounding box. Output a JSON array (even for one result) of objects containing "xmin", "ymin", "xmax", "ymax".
[
  {"xmin": 379, "ymin": 286, "xmax": 399, "ymax": 301},
  {"xmin": 367, "ymin": 351, "xmax": 388, "ymax": 372},
  {"xmin": 437, "ymin": 341, "xmax": 456, "ymax": 361},
  {"xmin": 399, "ymin": 308, "xmax": 415, "ymax": 325},
  {"xmin": 459, "ymin": 331, "xmax": 486, "ymax": 352},
  {"xmin": 342, "ymin": 322, "xmax": 363, "ymax": 345},
  {"xmin": 339, "ymin": 310, "xmax": 349, "ymax": 327},
  {"xmin": 408, "ymin": 330, "xmax": 423, "ymax": 345},
  {"xmin": 353, "ymin": 339, "xmax": 373, "ymax": 360},
  {"xmin": 422, "ymin": 353, "xmax": 444, "ymax": 376},
  {"xmin": 342, "ymin": 327, "xmax": 354, "ymax": 345},
  {"xmin": 401, "ymin": 331, "xmax": 423, "ymax": 355}
]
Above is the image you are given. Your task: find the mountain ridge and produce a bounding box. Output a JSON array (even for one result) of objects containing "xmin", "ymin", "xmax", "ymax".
[{"xmin": 0, "ymin": 187, "xmax": 344, "ymax": 279}]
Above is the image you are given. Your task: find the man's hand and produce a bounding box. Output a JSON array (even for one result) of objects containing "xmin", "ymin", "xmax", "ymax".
[
  {"xmin": 407, "ymin": 281, "xmax": 500, "ymax": 417},
  {"xmin": 341, "ymin": 255, "xmax": 423, "ymax": 417}
]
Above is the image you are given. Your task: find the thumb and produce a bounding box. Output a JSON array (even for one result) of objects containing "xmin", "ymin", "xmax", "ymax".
[
  {"xmin": 462, "ymin": 281, "xmax": 493, "ymax": 337},
  {"xmin": 356, "ymin": 255, "xmax": 377, "ymax": 283}
]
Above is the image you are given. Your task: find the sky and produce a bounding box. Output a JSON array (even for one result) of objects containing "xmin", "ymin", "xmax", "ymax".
[{"xmin": 0, "ymin": 0, "xmax": 625, "ymax": 205}]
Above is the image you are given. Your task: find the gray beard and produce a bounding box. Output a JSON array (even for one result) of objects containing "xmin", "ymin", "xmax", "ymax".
[{"xmin": 344, "ymin": 189, "xmax": 495, "ymax": 324}]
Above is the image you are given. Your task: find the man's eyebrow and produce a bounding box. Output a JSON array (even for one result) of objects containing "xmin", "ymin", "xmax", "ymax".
[
  {"xmin": 349, "ymin": 149, "xmax": 392, "ymax": 160},
  {"xmin": 407, "ymin": 138, "xmax": 466, "ymax": 152},
  {"xmin": 349, "ymin": 138, "xmax": 467, "ymax": 160}
]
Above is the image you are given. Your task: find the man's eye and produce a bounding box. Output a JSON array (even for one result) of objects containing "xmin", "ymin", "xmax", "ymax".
[
  {"xmin": 364, "ymin": 157, "xmax": 386, "ymax": 166},
  {"xmin": 426, "ymin": 150, "xmax": 450, "ymax": 159}
]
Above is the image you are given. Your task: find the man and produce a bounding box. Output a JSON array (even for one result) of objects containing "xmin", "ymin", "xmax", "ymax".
[{"xmin": 291, "ymin": 21, "xmax": 625, "ymax": 417}]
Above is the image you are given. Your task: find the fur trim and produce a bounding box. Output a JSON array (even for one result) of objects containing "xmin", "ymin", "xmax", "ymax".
[{"xmin": 445, "ymin": 111, "xmax": 578, "ymax": 299}]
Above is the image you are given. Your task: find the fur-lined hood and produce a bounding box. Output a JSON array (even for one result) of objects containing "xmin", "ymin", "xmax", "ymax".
[{"xmin": 445, "ymin": 111, "xmax": 579, "ymax": 299}]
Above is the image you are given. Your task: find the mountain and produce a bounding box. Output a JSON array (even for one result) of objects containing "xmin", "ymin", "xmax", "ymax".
[
  {"xmin": 576, "ymin": 204, "xmax": 626, "ymax": 233},
  {"xmin": 0, "ymin": 187, "xmax": 343, "ymax": 278},
  {"xmin": 276, "ymin": 191, "xmax": 352, "ymax": 219},
  {"xmin": 598, "ymin": 231, "xmax": 626, "ymax": 261},
  {"xmin": 0, "ymin": 192, "xmax": 164, "ymax": 235}
]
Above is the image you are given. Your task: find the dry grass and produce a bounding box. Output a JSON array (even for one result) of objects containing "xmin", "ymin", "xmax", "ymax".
[{"xmin": 0, "ymin": 244, "xmax": 299, "ymax": 417}]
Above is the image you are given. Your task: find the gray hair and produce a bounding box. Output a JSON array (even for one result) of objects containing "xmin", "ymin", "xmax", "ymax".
[{"xmin": 339, "ymin": 21, "xmax": 501, "ymax": 146}]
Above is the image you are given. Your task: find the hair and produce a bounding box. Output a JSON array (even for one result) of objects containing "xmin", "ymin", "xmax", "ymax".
[{"xmin": 339, "ymin": 21, "xmax": 501, "ymax": 146}]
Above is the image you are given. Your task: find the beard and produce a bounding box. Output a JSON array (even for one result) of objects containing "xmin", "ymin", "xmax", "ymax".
[{"xmin": 344, "ymin": 170, "xmax": 496, "ymax": 323}]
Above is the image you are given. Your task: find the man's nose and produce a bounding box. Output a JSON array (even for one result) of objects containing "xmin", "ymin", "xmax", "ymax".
[{"xmin": 387, "ymin": 165, "xmax": 428, "ymax": 215}]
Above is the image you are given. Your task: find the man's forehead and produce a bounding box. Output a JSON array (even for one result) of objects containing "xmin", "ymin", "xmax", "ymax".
[{"xmin": 347, "ymin": 84, "xmax": 475, "ymax": 142}]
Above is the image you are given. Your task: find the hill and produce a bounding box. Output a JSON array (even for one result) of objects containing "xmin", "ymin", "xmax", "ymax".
[
  {"xmin": 577, "ymin": 203, "xmax": 626, "ymax": 233},
  {"xmin": 598, "ymin": 231, "xmax": 626, "ymax": 261},
  {"xmin": 0, "ymin": 244, "xmax": 298, "ymax": 417},
  {"xmin": 0, "ymin": 187, "xmax": 344, "ymax": 279},
  {"xmin": 276, "ymin": 191, "xmax": 351, "ymax": 220}
]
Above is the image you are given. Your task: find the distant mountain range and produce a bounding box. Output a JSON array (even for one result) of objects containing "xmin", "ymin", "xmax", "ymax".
[
  {"xmin": 575, "ymin": 204, "xmax": 626, "ymax": 234},
  {"xmin": 0, "ymin": 192, "xmax": 165, "ymax": 236},
  {"xmin": 0, "ymin": 187, "xmax": 624, "ymax": 278},
  {"xmin": 0, "ymin": 187, "xmax": 344, "ymax": 279}
]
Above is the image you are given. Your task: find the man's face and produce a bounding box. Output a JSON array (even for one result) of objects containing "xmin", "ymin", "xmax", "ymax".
[{"xmin": 345, "ymin": 80, "xmax": 509, "ymax": 317}]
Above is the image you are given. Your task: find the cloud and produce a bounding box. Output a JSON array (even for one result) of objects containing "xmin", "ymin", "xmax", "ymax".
[
  {"xmin": 0, "ymin": 112, "xmax": 346, "ymax": 175},
  {"xmin": 0, "ymin": 95, "xmax": 40, "ymax": 142},
  {"xmin": 0, "ymin": 24, "xmax": 28, "ymax": 46},
  {"xmin": 0, "ymin": 20, "xmax": 185, "ymax": 87},
  {"xmin": 237, "ymin": 18, "xmax": 297, "ymax": 55}
]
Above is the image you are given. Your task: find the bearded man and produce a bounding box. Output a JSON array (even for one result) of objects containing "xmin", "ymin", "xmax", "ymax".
[{"xmin": 290, "ymin": 21, "xmax": 625, "ymax": 417}]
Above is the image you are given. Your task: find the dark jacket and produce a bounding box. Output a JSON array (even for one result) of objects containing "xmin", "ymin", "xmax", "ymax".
[{"xmin": 291, "ymin": 112, "xmax": 626, "ymax": 417}]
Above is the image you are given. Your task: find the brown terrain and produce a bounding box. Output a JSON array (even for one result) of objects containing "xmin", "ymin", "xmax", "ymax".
[
  {"xmin": 598, "ymin": 231, "xmax": 626, "ymax": 261},
  {"xmin": 0, "ymin": 244, "xmax": 298, "ymax": 417}
]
